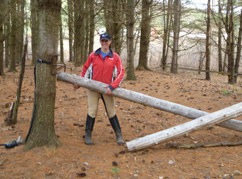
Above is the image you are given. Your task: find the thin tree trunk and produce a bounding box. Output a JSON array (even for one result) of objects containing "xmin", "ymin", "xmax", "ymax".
[
  {"xmin": 4, "ymin": 24, "xmax": 10, "ymax": 68},
  {"xmin": 59, "ymin": 7, "xmax": 64, "ymax": 63},
  {"xmin": 80, "ymin": 1, "xmax": 85, "ymax": 65},
  {"xmin": 170, "ymin": 0, "xmax": 180, "ymax": 74},
  {"xmin": 31, "ymin": 0, "xmax": 38, "ymax": 65},
  {"xmin": 15, "ymin": 0, "xmax": 25, "ymax": 64},
  {"xmin": 68, "ymin": 0, "xmax": 73, "ymax": 62},
  {"xmin": 24, "ymin": 0, "xmax": 61, "ymax": 151},
  {"xmin": 88, "ymin": 0, "xmax": 95, "ymax": 54},
  {"xmin": 84, "ymin": 0, "xmax": 89, "ymax": 62},
  {"xmin": 15, "ymin": 2, "xmax": 21, "ymax": 64},
  {"xmin": 205, "ymin": 0, "xmax": 211, "ymax": 80},
  {"xmin": 198, "ymin": 51, "xmax": 205, "ymax": 75},
  {"xmin": 104, "ymin": 0, "xmax": 113, "ymax": 36},
  {"xmin": 112, "ymin": 0, "xmax": 123, "ymax": 54},
  {"xmin": 223, "ymin": 53, "xmax": 227, "ymax": 73},
  {"xmin": 4, "ymin": 0, "xmax": 10, "ymax": 68},
  {"xmin": 234, "ymin": 10, "xmax": 242, "ymax": 83},
  {"xmin": 9, "ymin": 0, "xmax": 17, "ymax": 72},
  {"xmin": 0, "ymin": 0, "xmax": 4, "ymax": 76},
  {"xmin": 126, "ymin": 0, "xmax": 136, "ymax": 80},
  {"xmin": 137, "ymin": 0, "xmax": 153, "ymax": 70},
  {"xmin": 218, "ymin": 0, "xmax": 223, "ymax": 73},
  {"xmin": 73, "ymin": 0, "xmax": 82, "ymax": 66},
  {"xmin": 161, "ymin": 0, "xmax": 172, "ymax": 71},
  {"xmin": 226, "ymin": 0, "xmax": 235, "ymax": 84}
]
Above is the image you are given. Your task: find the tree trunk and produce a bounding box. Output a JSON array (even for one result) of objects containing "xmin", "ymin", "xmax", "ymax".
[
  {"xmin": 15, "ymin": 0, "xmax": 25, "ymax": 64},
  {"xmin": 84, "ymin": 0, "xmax": 89, "ymax": 62},
  {"xmin": 126, "ymin": 102, "xmax": 242, "ymax": 151},
  {"xmin": 57, "ymin": 72, "xmax": 242, "ymax": 132},
  {"xmin": 161, "ymin": 0, "xmax": 172, "ymax": 71},
  {"xmin": 103, "ymin": 0, "xmax": 123, "ymax": 54},
  {"xmin": 73, "ymin": 0, "xmax": 83, "ymax": 66},
  {"xmin": 9, "ymin": 0, "xmax": 17, "ymax": 72},
  {"xmin": 0, "ymin": 0, "xmax": 4, "ymax": 76},
  {"xmin": 68, "ymin": 0, "xmax": 73, "ymax": 62},
  {"xmin": 112, "ymin": 0, "xmax": 123, "ymax": 54},
  {"xmin": 59, "ymin": 7, "xmax": 64, "ymax": 63},
  {"xmin": 137, "ymin": 0, "xmax": 153, "ymax": 70},
  {"xmin": 104, "ymin": 0, "xmax": 113, "ymax": 36},
  {"xmin": 4, "ymin": 0, "xmax": 10, "ymax": 68},
  {"xmin": 205, "ymin": 0, "xmax": 211, "ymax": 80},
  {"xmin": 88, "ymin": 0, "xmax": 95, "ymax": 54},
  {"xmin": 234, "ymin": 10, "xmax": 242, "ymax": 83},
  {"xmin": 218, "ymin": 0, "xmax": 223, "ymax": 73},
  {"xmin": 198, "ymin": 50, "xmax": 205, "ymax": 75},
  {"xmin": 80, "ymin": 1, "xmax": 85, "ymax": 65},
  {"xmin": 24, "ymin": 0, "xmax": 61, "ymax": 151},
  {"xmin": 126, "ymin": 0, "xmax": 136, "ymax": 80},
  {"xmin": 223, "ymin": 53, "xmax": 227, "ymax": 73},
  {"xmin": 31, "ymin": 0, "xmax": 38, "ymax": 65},
  {"xmin": 226, "ymin": 0, "xmax": 235, "ymax": 84},
  {"xmin": 170, "ymin": 0, "xmax": 180, "ymax": 74}
]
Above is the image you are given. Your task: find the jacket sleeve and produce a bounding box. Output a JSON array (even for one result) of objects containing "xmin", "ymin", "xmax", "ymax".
[
  {"xmin": 81, "ymin": 54, "xmax": 93, "ymax": 78},
  {"xmin": 109, "ymin": 54, "xmax": 125, "ymax": 90}
]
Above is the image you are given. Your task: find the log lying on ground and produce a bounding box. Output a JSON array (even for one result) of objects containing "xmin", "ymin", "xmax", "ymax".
[
  {"xmin": 166, "ymin": 141, "xmax": 242, "ymax": 149},
  {"xmin": 57, "ymin": 72, "xmax": 242, "ymax": 131},
  {"xmin": 126, "ymin": 102, "xmax": 242, "ymax": 151}
]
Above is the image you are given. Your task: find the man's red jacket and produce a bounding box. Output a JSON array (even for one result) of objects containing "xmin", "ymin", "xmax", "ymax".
[{"xmin": 81, "ymin": 48, "xmax": 125, "ymax": 91}]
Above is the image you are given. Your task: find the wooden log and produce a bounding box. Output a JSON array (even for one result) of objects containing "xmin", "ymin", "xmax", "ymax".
[
  {"xmin": 57, "ymin": 72, "xmax": 242, "ymax": 131},
  {"xmin": 126, "ymin": 102, "xmax": 242, "ymax": 151}
]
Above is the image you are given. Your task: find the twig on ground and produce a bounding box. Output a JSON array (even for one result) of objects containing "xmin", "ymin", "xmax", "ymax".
[
  {"xmin": 166, "ymin": 141, "xmax": 242, "ymax": 149},
  {"xmin": 0, "ymin": 159, "xmax": 7, "ymax": 166}
]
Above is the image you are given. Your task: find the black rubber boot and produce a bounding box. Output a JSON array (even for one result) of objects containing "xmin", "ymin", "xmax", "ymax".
[
  {"xmin": 109, "ymin": 115, "xmax": 124, "ymax": 145},
  {"xmin": 85, "ymin": 114, "xmax": 95, "ymax": 145}
]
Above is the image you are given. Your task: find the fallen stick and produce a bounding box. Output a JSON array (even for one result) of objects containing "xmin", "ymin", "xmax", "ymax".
[
  {"xmin": 166, "ymin": 141, "xmax": 242, "ymax": 149},
  {"xmin": 0, "ymin": 159, "xmax": 7, "ymax": 166},
  {"xmin": 126, "ymin": 102, "xmax": 242, "ymax": 151},
  {"xmin": 4, "ymin": 39, "xmax": 28, "ymax": 125},
  {"xmin": 57, "ymin": 72, "xmax": 242, "ymax": 132}
]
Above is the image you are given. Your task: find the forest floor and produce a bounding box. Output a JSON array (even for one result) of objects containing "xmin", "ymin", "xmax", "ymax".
[{"xmin": 1, "ymin": 62, "xmax": 242, "ymax": 179}]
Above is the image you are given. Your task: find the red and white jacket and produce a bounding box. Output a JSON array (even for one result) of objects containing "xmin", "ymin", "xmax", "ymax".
[{"xmin": 81, "ymin": 48, "xmax": 125, "ymax": 91}]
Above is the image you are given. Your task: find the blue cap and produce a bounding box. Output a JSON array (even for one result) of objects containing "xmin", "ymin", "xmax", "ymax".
[{"xmin": 100, "ymin": 33, "xmax": 111, "ymax": 41}]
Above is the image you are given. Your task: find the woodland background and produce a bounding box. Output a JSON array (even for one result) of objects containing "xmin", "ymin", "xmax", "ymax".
[{"xmin": 0, "ymin": 0, "xmax": 242, "ymax": 82}]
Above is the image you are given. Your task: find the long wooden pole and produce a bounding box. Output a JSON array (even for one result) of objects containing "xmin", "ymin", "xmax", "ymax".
[
  {"xmin": 57, "ymin": 72, "xmax": 242, "ymax": 131},
  {"xmin": 126, "ymin": 102, "xmax": 242, "ymax": 151}
]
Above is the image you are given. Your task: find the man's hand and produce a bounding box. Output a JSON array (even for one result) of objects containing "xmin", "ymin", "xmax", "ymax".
[
  {"xmin": 104, "ymin": 86, "xmax": 112, "ymax": 95},
  {"xmin": 73, "ymin": 84, "xmax": 80, "ymax": 90}
]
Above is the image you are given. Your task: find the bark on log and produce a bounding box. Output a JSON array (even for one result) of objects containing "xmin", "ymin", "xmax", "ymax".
[
  {"xmin": 126, "ymin": 102, "xmax": 242, "ymax": 151},
  {"xmin": 57, "ymin": 72, "xmax": 242, "ymax": 131}
]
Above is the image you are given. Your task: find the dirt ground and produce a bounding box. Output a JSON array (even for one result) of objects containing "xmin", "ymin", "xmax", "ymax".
[{"xmin": 1, "ymin": 62, "xmax": 242, "ymax": 179}]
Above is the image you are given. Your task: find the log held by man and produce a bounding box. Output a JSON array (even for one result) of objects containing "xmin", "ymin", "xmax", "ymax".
[
  {"xmin": 57, "ymin": 72, "xmax": 242, "ymax": 132},
  {"xmin": 126, "ymin": 102, "xmax": 242, "ymax": 151}
]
